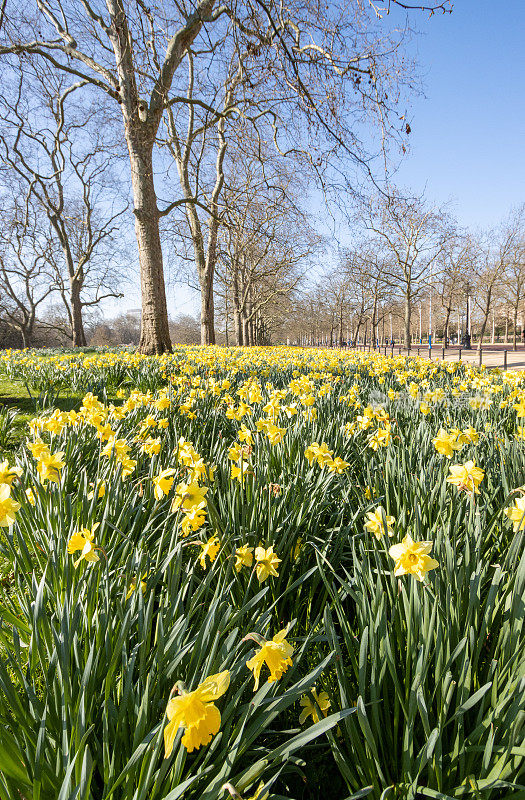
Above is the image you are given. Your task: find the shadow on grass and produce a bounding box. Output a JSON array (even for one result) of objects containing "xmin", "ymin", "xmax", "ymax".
[
  {"xmin": 0, "ymin": 394, "xmax": 84, "ymax": 414},
  {"xmin": 0, "ymin": 374, "xmax": 117, "ymax": 455}
]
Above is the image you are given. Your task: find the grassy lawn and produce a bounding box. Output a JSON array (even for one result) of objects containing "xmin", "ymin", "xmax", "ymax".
[{"xmin": 0, "ymin": 373, "xmax": 105, "ymax": 454}]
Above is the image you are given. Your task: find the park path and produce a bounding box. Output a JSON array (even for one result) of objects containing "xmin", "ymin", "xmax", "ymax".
[{"xmin": 349, "ymin": 345, "xmax": 525, "ymax": 371}]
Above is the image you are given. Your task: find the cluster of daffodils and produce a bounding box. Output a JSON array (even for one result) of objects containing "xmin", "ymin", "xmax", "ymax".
[
  {"xmin": 27, "ymin": 439, "xmax": 65, "ymax": 485},
  {"xmin": 432, "ymin": 426, "xmax": 479, "ymax": 459},
  {"xmin": 164, "ymin": 625, "xmax": 315, "ymax": 757},
  {"xmin": 4, "ymin": 345, "xmax": 525, "ymax": 788},
  {"xmin": 345, "ymin": 405, "xmax": 392, "ymax": 451},
  {"xmin": 304, "ymin": 442, "xmax": 349, "ymax": 473},
  {"xmin": 431, "ymin": 426, "xmax": 485, "ymax": 496},
  {"xmin": 152, "ymin": 437, "xmax": 214, "ymax": 539},
  {"xmin": 363, "ymin": 506, "xmax": 438, "ymax": 583},
  {"xmin": 228, "ymin": 441, "xmax": 254, "ymax": 483},
  {"xmin": 101, "ymin": 436, "xmax": 137, "ymax": 479}
]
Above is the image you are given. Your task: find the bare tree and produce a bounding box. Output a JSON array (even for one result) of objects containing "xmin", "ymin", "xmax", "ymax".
[
  {"xmin": 501, "ymin": 205, "xmax": 525, "ymax": 350},
  {"xmin": 363, "ymin": 190, "xmax": 448, "ymax": 349},
  {"xmin": 216, "ymin": 157, "xmax": 316, "ymax": 345},
  {"xmin": 322, "ymin": 271, "xmax": 352, "ymax": 347},
  {"xmin": 474, "ymin": 212, "xmax": 524, "ymax": 351},
  {"xmin": 0, "ymin": 68, "xmax": 126, "ymax": 345},
  {"xmin": 436, "ymin": 232, "xmax": 476, "ymax": 346},
  {"xmin": 0, "ymin": 202, "xmax": 56, "ymax": 347},
  {"xmin": 350, "ymin": 247, "xmax": 393, "ymax": 345},
  {"xmin": 161, "ymin": 46, "xmax": 251, "ymax": 345}
]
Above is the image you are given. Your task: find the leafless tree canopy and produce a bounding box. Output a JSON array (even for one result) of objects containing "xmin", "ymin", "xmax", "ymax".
[
  {"xmin": 0, "ymin": 61, "xmax": 129, "ymax": 345},
  {"xmin": 0, "ymin": 0, "xmax": 451, "ymax": 353}
]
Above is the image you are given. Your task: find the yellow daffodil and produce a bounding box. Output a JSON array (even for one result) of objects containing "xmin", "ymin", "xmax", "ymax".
[
  {"xmin": 327, "ymin": 456, "xmax": 349, "ymax": 473},
  {"xmin": 67, "ymin": 524, "xmax": 100, "ymax": 567},
  {"xmin": 463, "ymin": 426, "xmax": 479, "ymax": 444},
  {"xmin": 173, "ymin": 481, "xmax": 208, "ymax": 511},
  {"xmin": 432, "ymin": 428, "xmax": 460, "ymax": 459},
  {"xmin": 367, "ymin": 425, "xmax": 391, "ymax": 450},
  {"xmin": 230, "ymin": 460, "xmax": 253, "ymax": 482},
  {"xmin": 254, "ymin": 545, "xmax": 281, "ymax": 583},
  {"xmin": 388, "ymin": 534, "xmax": 439, "ymax": 581},
  {"xmin": 87, "ymin": 481, "xmax": 106, "ymax": 500},
  {"xmin": 141, "ymin": 437, "xmax": 162, "ymax": 455},
  {"xmin": 152, "ymin": 468, "xmax": 176, "ymax": 500},
  {"xmin": 126, "ymin": 574, "xmax": 148, "ymax": 600},
  {"xmin": 511, "ymin": 397, "xmax": 525, "ymax": 416},
  {"xmin": 164, "ymin": 670, "xmax": 230, "ymax": 755},
  {"xmin": 447, "ymin": 460, "xmax": 484, "ymax": 495},
  {"xmin": 245, "ymin": 627, "xmax": 293, "ymax": 690},
  {"xmin": 234, "ymin": 544, "xmax": 254, "ymax": 572},
  {"xmin": 0, "ymin": 484, "xmax": 21, "ymax": 527},
  {"xmin": 364, "ymin": 507, "xmax": 395, "ymax": 539},
  {"xmin": 305, "ymin": 441, "xmax": 335, "ymax": 467},
  {"xmin": 0, "ymin": 460, "xmax": 22, "ymax": 486},
  {"xmin": 299, "ymin": 687, "xmax": 331, "ymax": 724},
  {"xmin": 265, "ymin": 423, "xmax": 287, "ymax": 445},
  {"xmin": 180, "ymin": 506, "xmax": 207, "ymax": 536},
  {"xmin": 27, "ymin": 439, "xmax": 49, "ymax": 460},
  {"xmin": 504, "ymin": 495, "xmax": 525, "ymax": 531},
  {"xmin": 198, "ymin": 536, "xmax": 220, "ymax": 569},
  {"xmin": 36, "ymin": 450, "xmax": 65, "ymax": 484}
]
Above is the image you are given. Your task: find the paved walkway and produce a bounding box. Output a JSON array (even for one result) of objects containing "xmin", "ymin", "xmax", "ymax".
[{"xmin": 352, "ymin": 345, "xmax": 525, "ymax": 371}]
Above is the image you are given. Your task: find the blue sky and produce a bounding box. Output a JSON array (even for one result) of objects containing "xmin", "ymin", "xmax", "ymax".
[{"xmin": 394, "ymin": 0, "xmax": 524, "ymax": 229}]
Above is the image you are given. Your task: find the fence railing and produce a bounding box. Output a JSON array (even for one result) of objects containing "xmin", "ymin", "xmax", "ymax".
[{"xmin": 344, "ymin": 343, "xmax": 511, "ymax": 370}]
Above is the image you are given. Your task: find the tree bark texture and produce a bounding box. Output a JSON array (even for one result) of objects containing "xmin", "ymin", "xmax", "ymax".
[{"xmin": 129, "ymin": 147, "xmax": 172, "ymax": 354}]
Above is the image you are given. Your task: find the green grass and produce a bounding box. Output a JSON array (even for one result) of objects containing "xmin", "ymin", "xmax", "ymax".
[{"xmin": 0, "ymin": 374, "xmax": 119, "ymax": 450}]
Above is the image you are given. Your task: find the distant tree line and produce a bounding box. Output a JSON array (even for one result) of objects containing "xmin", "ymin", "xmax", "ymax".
[{"xmin": 284, "ymin": 199, "xmax": 525, "ymax": 352}]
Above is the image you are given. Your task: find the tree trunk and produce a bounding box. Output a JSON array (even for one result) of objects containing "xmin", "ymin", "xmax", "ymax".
[
  {"xmin": 478, "ymin": 303, "xmax": 491, "ymax": 351},
  {"xmin": 232, "ymin": 271, "xmax": 243, "ymax": 345},
  {"xmin": 200, "ymin": 267, "xmax": 216, "ymax": 345},
  {"xmin": 243, "ymin": 316, "xmax": 250, "ymax": 346},
  {"xmin": 443, "ymin": 304, "xmax": 451, "ymax": 347},
  {"xmin": 404, "ymin": 297, "xmax": 411, "ymax": 350},
  {"xmin": 224, "ymin": 289, "xmax": 229, "ymax": 346},
  {"xmin": 513, "ymin": 303, "xmax": 518, "ymax": 351},
  {"xmin": 234, "ymin": 309, "xmax": 243, "ymax": 346},
  {"xmin": 352, "ymin": 318, "xmax": 362, "ymax": 347},
  {"xmin": 129, "ymin": 146, "xmax": 172, "ymax": 354},
  {"xmin": 70, "ymin": 280, "xmax": 87, "ymax": 346},
  {"xmin": 53, "ymin": 223, "xmax": 88, "ymax": 347}
]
